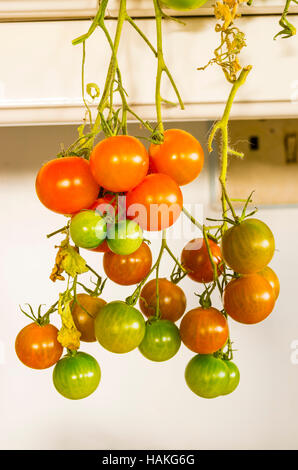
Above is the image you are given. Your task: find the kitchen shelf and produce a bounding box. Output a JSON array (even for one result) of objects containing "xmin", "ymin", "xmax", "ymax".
[
  {"xmin": 0, "ymin": 0, "xmax": 298, "ymax": 20},
  {"xmin": 1, "ymin": 15, "xmax": 298, "ymax": 126}
]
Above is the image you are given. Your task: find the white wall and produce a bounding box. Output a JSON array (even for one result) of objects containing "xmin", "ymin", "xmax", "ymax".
[{"xmin": 0, "ymin": 122, "xmax": 298, "ymax": 450}]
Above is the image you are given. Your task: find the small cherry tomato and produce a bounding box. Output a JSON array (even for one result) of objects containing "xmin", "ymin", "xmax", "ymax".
[
  {"xmin": 35, "ymin": 156, "xmax": 99, "ymax": 215},
  {"xmin": 95, "ymin": 301, "xmax": 146, "ymax": 353},
  {"xmin": 103, "ymin": 241, "xmax": 152, "ymax": 286},
  {"xmin": 71, "ymin": 294, "xmax": 107, "ymax": 342},
  {"xmin": 180, "ymin": 307, "xmax": 229, "ymax": 354},
  {"xmin": 107, "ymin": 219, "xmax": 143, "ymax": 255},
  {"xmin": 223, "ymin": 274, "xmax": 275, "ymax": 324},
  {"xmin": 149, "ymin": 129, "xmax": 204, "ymax": 186},
  {"xmin": 126, "ymin": 173, "xmax": 183, "ymax": 231},
  {"xmin": 221, "ymin": 218, "xmax": 275, "ymax": 274},
  {"xmin": 70, "ymin": 210, "xmax": 107, "ymax": 249},
  {"xmin": 53, "ymin": 351, "xmax": 101, "ymax": 400},
  {"xmin": 258, "ymin": 266, "xmax": 280, "ymax": 300},
  {"xmin": 185, "ymin": 354, "xmax": 229, "ymax": 399},
  {"xmin": 139, "ymin": 319, "xmax": 181, "ymax": 362},
  {"xmin": 15, "ymin": 323, "xmax": 63, "ymax": 369},
  {"xmin": 181, "ymin": 238, "xmax": 222, "ymax": 283},
  {"xmin": 139, "ymin": 278, "xmax": 186, "ymax": 322},
  {"xmin": 221, "ymin": 360, "xmax": 240, "ymax": 396},
  {"xmin": 89, "ymin": 135, "xmax": 149, "ymax": 192}
]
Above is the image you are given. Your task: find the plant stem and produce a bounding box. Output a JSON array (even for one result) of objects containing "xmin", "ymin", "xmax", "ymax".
[{"xmin": 182, "ymin": 206, "xmax": 218, "ymax": 243}]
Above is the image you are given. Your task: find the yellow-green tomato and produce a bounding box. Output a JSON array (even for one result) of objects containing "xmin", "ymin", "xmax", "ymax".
[
  {"xmin": 95, "ymin": 301, "xmax": 146, "ymax": 353},
  {"xmin": 139, "ymin": 319, "xmax": 181, "ymax": 362},
  {"xmin": 107, "ymin": 219, "xmax": 143, "ymax": 255},
  {"xmin": 161, "ymin": 0, "xmax": 209, "ymax": 11},
  {"xmin": 52, "ymin": 351, "xmax": 101, "ymax": 400},
  {"xmin": 70, "ymin": 210, "xmax": 107, "ymax": 249},
  {"xmin": 221, "ymin": 360, "xmax": 240, "ymax": 396},
  {"xmin": 185, "ymin": 354, "xmax": 229, "ymax": 399}
]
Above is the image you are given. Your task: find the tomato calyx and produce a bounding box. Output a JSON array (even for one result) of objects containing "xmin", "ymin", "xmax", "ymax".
[
  {"xmin": 195, "ymin": 284, "xmax": 214, "ymax": 309},
  {"xmin": 66, "ymin": 348, "xmax": 78, "ymax": 358},
  {"xmin": 19, "ymin": 302, "xmax": 58, "ymax": 327}
]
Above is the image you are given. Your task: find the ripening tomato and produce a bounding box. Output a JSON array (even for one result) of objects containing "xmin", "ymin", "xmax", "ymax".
[
  {"xmin": 89, "ymin": 135, "xmax": 149, "ymax": 192},
  {"xmin": 221, "ymin": 360, "xmax": 240, "ymax": 396},
  {"xmin": 139, "ymin": 319, "xmax": 181, "ymax": 362},
  {"xmin": 95, "ymin": 301, "xmax": 146, "ymax": 353},
  {"xmin": 161, "ymin": 0, "xmax": 209, "ymax": 11},
  {"xmin": 221, "ymin": 218, "xmax": 275, "ymax": 274},
  {"xmin": 181, "ymin": 238, "xmax": 222, "ymax": 283},
  {"xmin": 53, "ymin": 351, "xmax": 101, "ymax": 400},
  {"xmin": 35, "ymin": 157, "xmax": 99, "ymax": 214},
  {"xmin": 15, "ymin": 323, "xmax": 63, "ymax": 369},
  {"xmin": 139, "ymin": 278, "xmax": 186, "ymax": 322},
  {"xmin": 71, "ymin": 294, "xmax": 106, "ymax": 342},
  {"xmin": 223, "ymin": 274, "xmax": 275, "ymax": 324},
  {"xmin": 103, "ymin": 241, "xmax": 152, "ymax": 286},
  {"xmin": 126, "ymin": 173, "xmax": 183, "ymax": 231},
  {"xmin": 185, "ymin": 354, "xmax": 230, "ymax": 399},
  {"xmin": 107, "ymin": 219, "xmax": 143, "ymax": 255},
  {"xmin": 258, "ymin": 266, "xmax": 280, "ymax": 300},
  {"xmin": 180, "ymin": 307, "xmax": 228, "ymax": 354},
  {"xmin": 149, "ymin": 129, "xmax": 204, "ymax": 186},
  {"xmin": 70, "ymin": 210, "xmax": 107, "ymax": 249}
]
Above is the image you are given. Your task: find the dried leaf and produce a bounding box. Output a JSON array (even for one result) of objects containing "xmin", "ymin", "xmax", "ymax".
[
  {"xmin": 57, "ymin": 292, "xmax": 81, "ymax": 350},
  {"xmin": 50, "ymin": 237, "xmax": 88, "ymax": 282}
]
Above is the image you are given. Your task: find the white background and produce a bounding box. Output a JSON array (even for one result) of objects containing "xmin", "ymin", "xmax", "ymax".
[{"xmin": 0, "ymin": 121, "xmax": 297, "ymax": 450}]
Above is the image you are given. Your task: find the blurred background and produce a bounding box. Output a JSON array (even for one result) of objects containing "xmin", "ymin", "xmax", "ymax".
[{"xmin": 0, "ymin": 119, "xmax": 297, "ymax": 450}]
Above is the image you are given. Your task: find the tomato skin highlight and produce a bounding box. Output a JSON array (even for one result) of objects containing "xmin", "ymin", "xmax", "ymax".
[
  {"xmin": 221, "ymin": 218, "xmax": 275, "ymax": 274},
  {"xmin": 161, "ymin": 0, "xmax": 209, "ymax": 10},
  {"xmin": 70, "ymin": 210, "xmax": 107, "ymax": 249},
  {"xmin": 185, "ymin": 354, "xmax": 229, "ymax": 399},
  {"xmin": 15, "ymin": 323, "xmax": 63, "ymax": 370},
  {"xmin": 107, "ymin": 219, "xmax": 143, "ymax": 255},
  {"xmin": 89, "ymin": 135, "xmax": 149, "ymax": 192},
  {"xmin": 126, "ymin": 173, "xmax": 183, "ymax": 231},
  {"xmin": 139, "ymin": 278, "xmax": 186, "ymax": 322},
  {"xmin": 149, "ymin": 129, "xmax": 204, "ymax": 186},
  {"xmin": 181, "ymin": 238, "xmax": 222, "ymax": 283},
  {"xmin": 103, "ymin": 241, "xmax": 152, "ymax": 286},
  {"xmin": 180, "ymin": 307, "xmax": 229, "ymax": 354},
  {"xmin": 223, "ymin": 274, "xmax": 275, "ymax": 324},
  {"xmin": 53, "ymin": 351, "xmax": 101, "ymax": 400},
  {"xmin": 95, "ymin": 301, "xmax": 146, "ymax": 353},
  {"xmin": 139, "ymin": 319, "xmax": 181, "ymax": 362},
  {"xmin": 35, "ymin": 157, "xmax": 99, "ymax": 215},
  {"xmin": 221, "ymin": 360, "xmax": 240, "ymax": 396},
  {"xmin": 71, "ymin": 294, "xmax": 107, "ymax": 342},
  {"xmin": 258, "ymin": 266, "xmax": 280, "ymax": 300}
]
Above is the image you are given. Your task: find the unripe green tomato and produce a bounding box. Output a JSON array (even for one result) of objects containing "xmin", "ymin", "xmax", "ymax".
[
  {"xmin": 161, "ymin": 0, "xmax": 209, "ymax": 11},
  {"xmin": 107, "ymin": 219, "xmax": 143, "ymax": 255},
  {"xmin": 70, "ymin": 210, "xmax": 107, "ymax": 249},
  {"xmin": 95, "ymin": 301, "xmax": 146, "ymax": 353},
  {"xmin": 185, "ymin": 354, "xmax": 229, "ymax": 399},
  {"xmin": 139, "ymin": 319, "xmax": 181, "ymax": 362},
  {"xmin": 221, "ymin": 360, "xmax": 240, "ymax": 396},
  {"xmin": 53, "ymin": 351, "xmax": 101, "ymax": 400}
]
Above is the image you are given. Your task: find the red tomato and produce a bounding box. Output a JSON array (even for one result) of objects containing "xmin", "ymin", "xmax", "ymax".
[
  {"xmin": 181, "ymin": 238, "xmax": 222, "ymax": 283},
  {"xmin": 258, "ymin": 266, "xmax": 280, "ymax": 300},
  {"xmin": 103, "ymin": 242, "xmax": 152, "ymax": 285},
  {"xmin": 149, "ymin": 129, "xmax": 204, "ymax": 186},
  {"xmin": 126, "ymin": 173, "xmax": 183, "ymax": 231},
  {"xmin": 180, "ymin": 307, "xmax": 229, "ymax": 354},
  {"xmin": 35, "ymin": 157, "xmax": 99, "ymax": 214},
  {"xmin": 89, "ymin": 135, "xmax": 149, "ymax": 192},
  {"xmin": 223, "ymin": 274, "xmax": 275, "ymax": 324},
  {"xmin": 15, "ymin": 323, "xmax": 63, "ymax": 369}
]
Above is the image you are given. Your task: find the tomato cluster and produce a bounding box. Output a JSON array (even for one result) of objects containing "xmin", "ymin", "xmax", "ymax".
[{"xmin": 17, "ymin": 127, "xmax": 279, "ymax": 401}]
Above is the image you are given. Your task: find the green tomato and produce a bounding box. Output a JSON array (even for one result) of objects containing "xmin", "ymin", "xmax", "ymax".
[
  {"xmin": 185, "ymin": 354, "xmax": 229, "ymax": 399},
  {"xmin": 53, "ymin": 351, "xmax": 101, "ymax": 400},
  {"xmin": 70, "ymin": 210, "xmax": 107, "ymax": 249},
  {"xmin": 107, "ymin": 219, "xmax": 143, "ymax": 255},
  {"xmin": 139, "ymin": 319, "xmax": 181, "ymax": 362},
  {"xmin": 221, "ymin": 360, "xmax": 240, "ymax": 396},
  {"xmin": 221, "ymin": 218, "xmax": 275, "ymax": 274},
  {"xmin": 161, "ymin": 0, "xmax": 208, "ymax": 11},
  {"xmin": 95, "ymin": 301, "xmax": 146, "ymax": 353}
]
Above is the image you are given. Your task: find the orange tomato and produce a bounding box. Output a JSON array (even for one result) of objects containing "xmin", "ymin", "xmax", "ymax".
[{"xmin": 181, "ymin": 238, "xmax": 222, "ymax": 283}]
